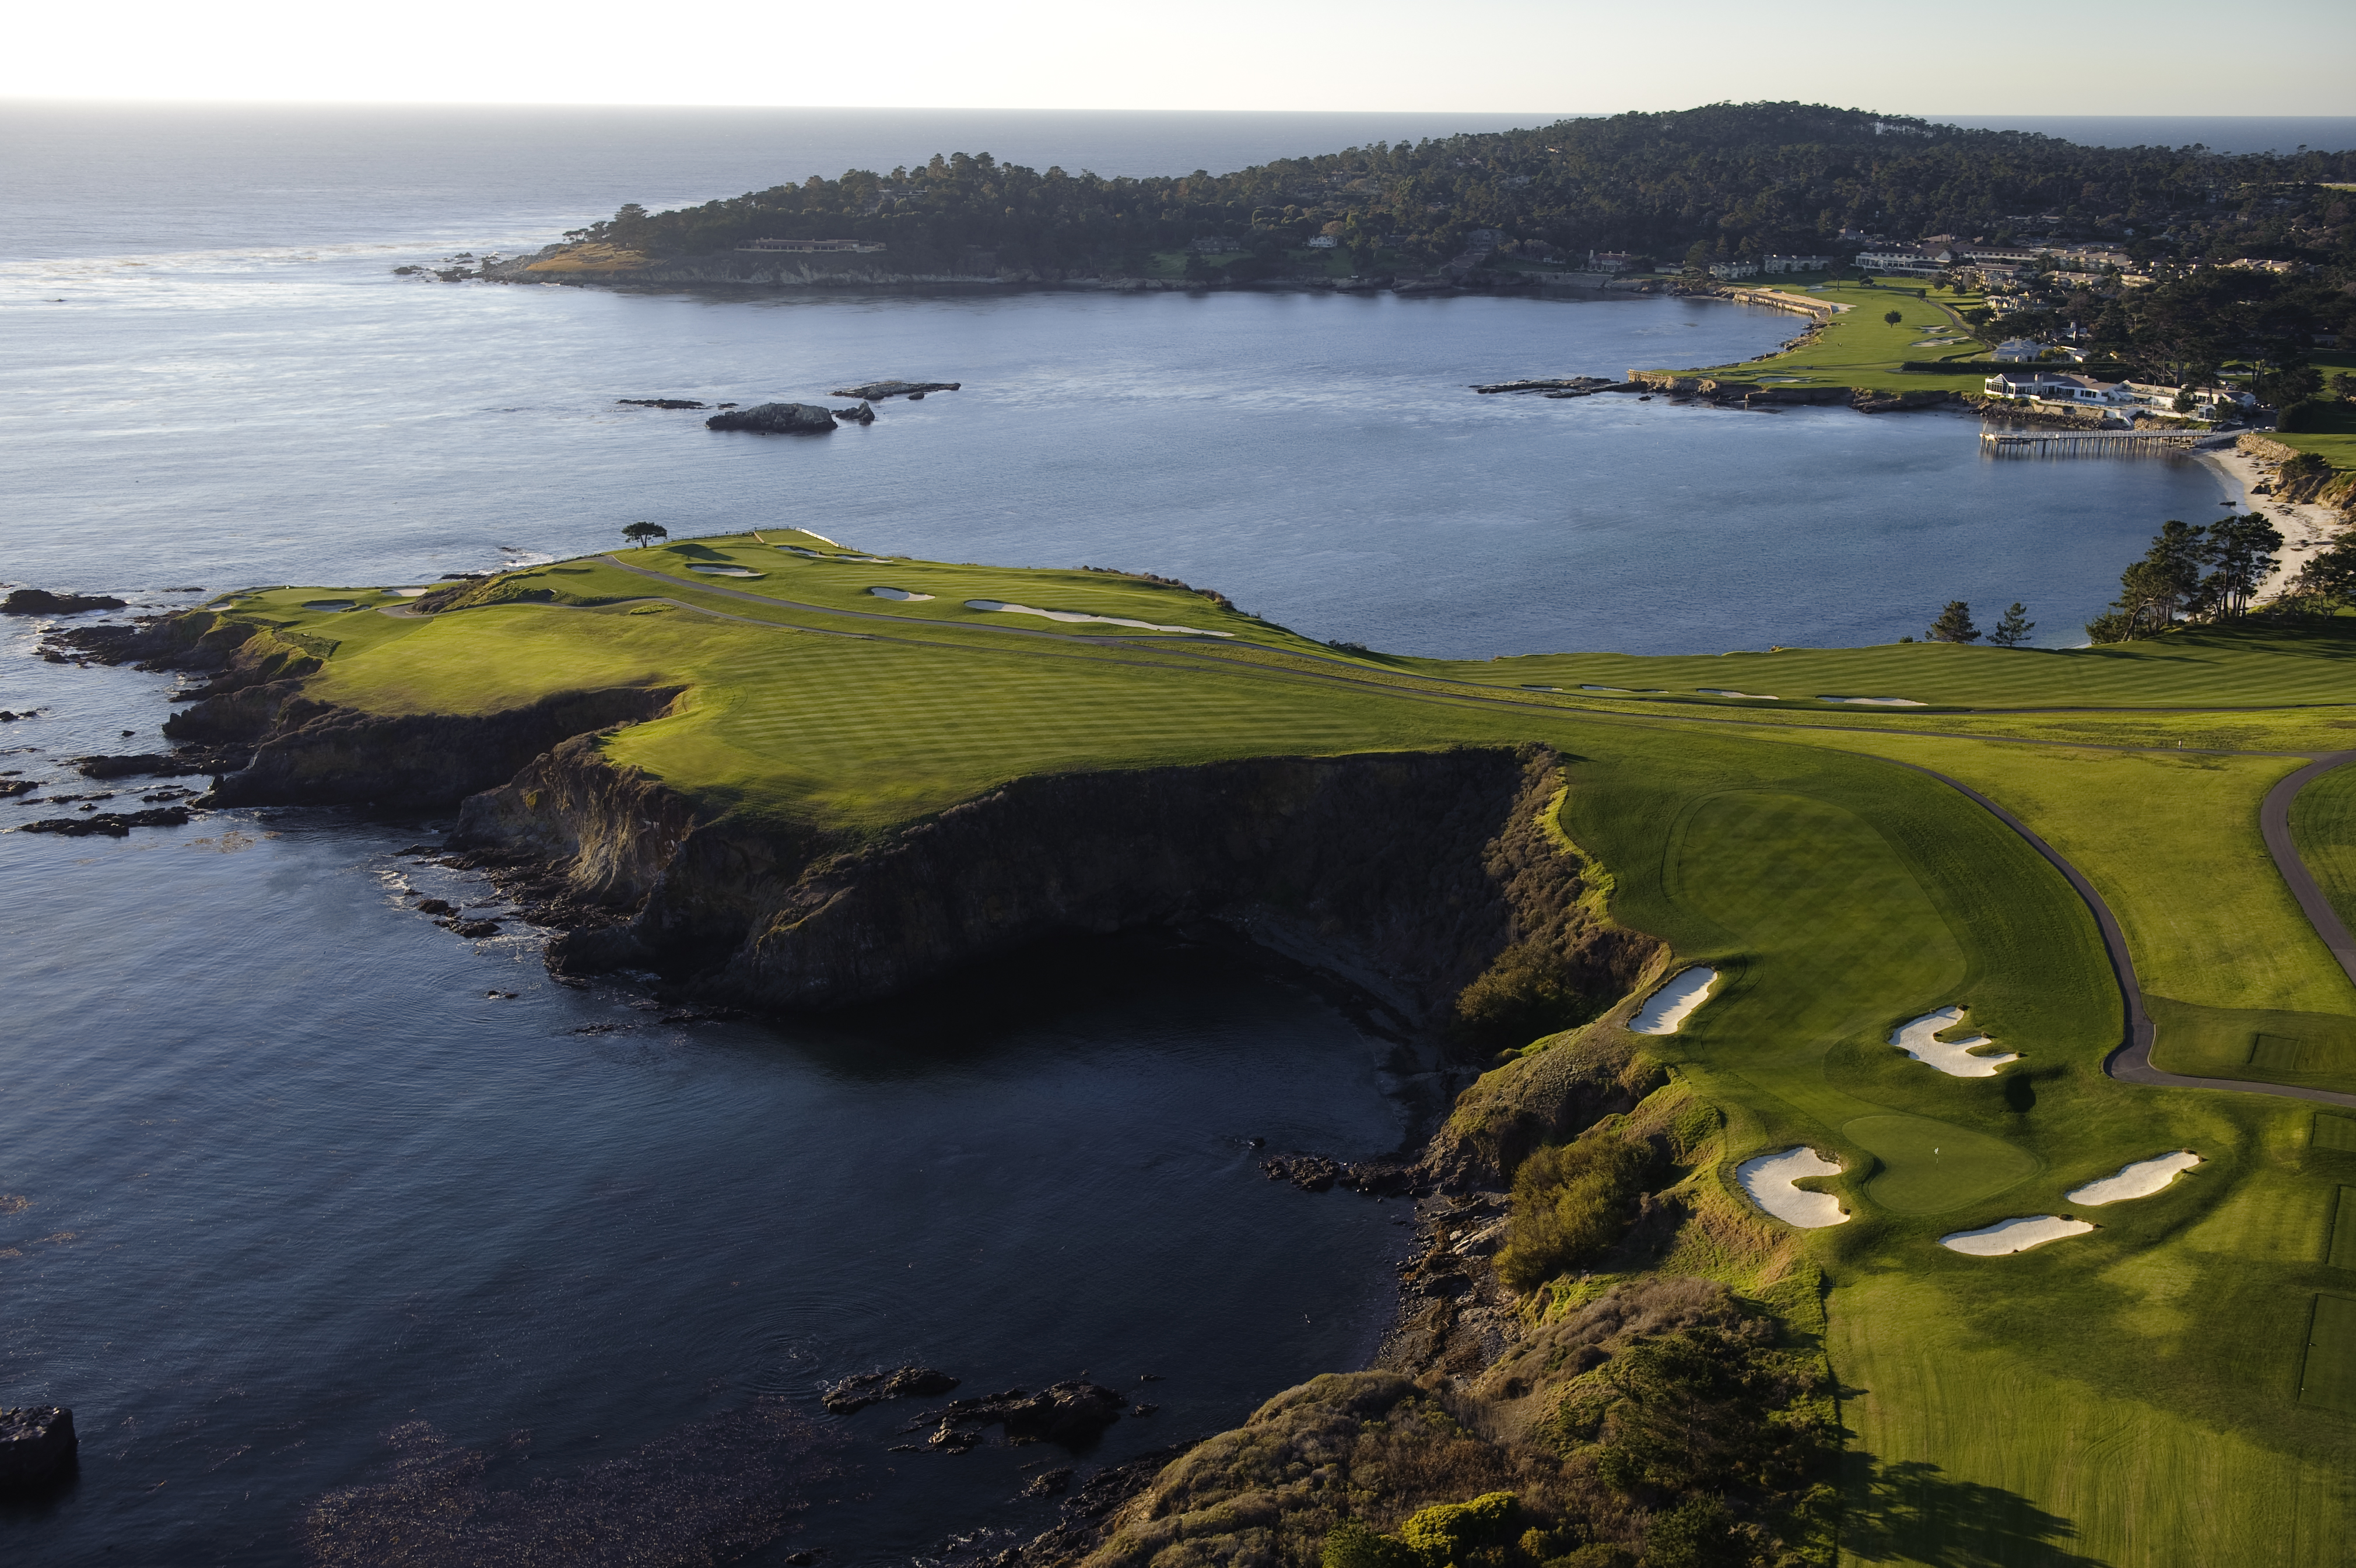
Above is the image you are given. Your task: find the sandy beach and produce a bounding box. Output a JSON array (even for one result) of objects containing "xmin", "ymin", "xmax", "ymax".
[{"xmin": 2195, "ymin": 443, "xmax": 2351, "ymax": 602}]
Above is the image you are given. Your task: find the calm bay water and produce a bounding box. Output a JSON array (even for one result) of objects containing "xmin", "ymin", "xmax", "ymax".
[{"xmin": 0, "ymin": 104, "xmax": 2246, "ymax": 1564}]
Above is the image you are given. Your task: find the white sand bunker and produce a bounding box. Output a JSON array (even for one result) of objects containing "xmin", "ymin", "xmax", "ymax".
[
  {"xmin": 1697, "ymin": 689, "xmax": 1778, "ymax": 700},
  {"xmin": 1521, "ymin": 684, "xmax": 1565, "ymax": 692},
  {"xmin": 1631, "ymin": 967, "xmax": 1717, "ymax": 1034},
  {"xmin": 385, "ymin": 587, "xmax": 430, "ymax": 598},
  {"xmin": 1940, "ymin": 1216, "xmax": 2094, "ymax": 1255},
  {"xmin": 1817, "ymin": 695, "xmax": 1927, "ymax": 707},
  {"xmin": 688, "ymin": 564, "xmax": 764, "ymax": 577},
  {"xmin": 1582, "ymin": 684, "xmax": 1671, "ymax": 695},
  {"xmin": 1889, "ymin": 1006, "xmax": 2019, "ymax": 1077},
  {"xmin": 2066, "ymin": 1150, "xmax": 2200, "ymax": 1206},
  {"xmin": 963, "ymin": 599, "xmax": 1235, "ymax": 637},
  {"xmin": 1737, "ymin": 1148, "xmax": 1849, "ymax": 1228},
  {"xmin": 868, "ymin": 586, "xmax": 934, "ymax": 602}
]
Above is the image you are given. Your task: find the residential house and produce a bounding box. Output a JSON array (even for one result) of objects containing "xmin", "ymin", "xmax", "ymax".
[
  {"xmin": 1708, "ymin": 261, "xmax": 1760, "ymax": 280},
  {"xmin": 1761, "ymin": 255, "xmax": 1833, "ymax": 273},
  {"xmin": 1306, "ymin": 234, "xmax": 1338, "ymax": 249},
  {"xmin": 739, "ymin": 238, "xmax": 888, "ymax": 254},
  {"xmin": 1981, "ymin": 370, "xmax": 2137, "ymax": 412},
  {"xmin": 1589, "ymin": 251, "xmax": 1636, "ymax": 272}
]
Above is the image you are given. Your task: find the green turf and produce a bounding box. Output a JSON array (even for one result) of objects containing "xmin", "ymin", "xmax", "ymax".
[
  {"xmin": 213, "ymin": 535, "xmax": 2356, "ymax": 1563},
  {"xmin": 2330, "ymin": 1190, "xmax": 2356, "ymax": 1272},
  {"xmin": 2300, "ymin": 1295, "xmax": 2356, "ymax": 1415},
  {"xmin": 1646, "ymin": 279, "xmax": 2000, "ymax": 394},
  {"xmin": 2291, "ymin": 759, "xmax": 2356, "ymax": 939}
]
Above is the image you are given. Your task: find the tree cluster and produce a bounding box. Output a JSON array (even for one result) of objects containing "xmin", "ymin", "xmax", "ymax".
[{"xmin": 2085, "ymin": 515, "xmax": 2285, "ymax": 641}]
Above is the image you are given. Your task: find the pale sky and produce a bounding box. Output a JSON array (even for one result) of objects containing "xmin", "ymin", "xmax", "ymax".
[{"xmin": 8, "ymin": 0, "xmax": 2352, "ymax": 114}]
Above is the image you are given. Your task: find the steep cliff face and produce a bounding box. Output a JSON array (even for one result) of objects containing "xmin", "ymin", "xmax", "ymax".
[
  {"xmin": 197, "ymin": 687, "xmax": 685, "ymax": 811},
  {"xmin": 454, "ymin": 742, "xmax": 1660, "ymax": 1030}
]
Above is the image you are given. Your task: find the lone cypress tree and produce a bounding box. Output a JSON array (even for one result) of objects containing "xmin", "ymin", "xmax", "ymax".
[
  {"xmin": 621, "ymin": 521, "xmax": 668, "ymax": 549},
  {"xmin": 1927, "ymin": 601, "xmax": 1980, "ymax": 643},
  {"xmin": 1988, "ymin": 603, "xmax": 2035, "ymax": 647}
]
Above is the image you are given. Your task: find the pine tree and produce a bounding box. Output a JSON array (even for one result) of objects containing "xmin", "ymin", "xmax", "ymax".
[
  {"xmin": 1927, "ymin": 601, "xmax": 1980, "ymax": 643},
  {"xmin": 1989, "ymin": 603, "xmax": 2035, "ymax": 647}
]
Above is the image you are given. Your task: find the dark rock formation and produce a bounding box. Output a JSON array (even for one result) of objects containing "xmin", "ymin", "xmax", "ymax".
[
  {"xmin": 415, "ymin": 898, "xmax": 456, "ymax": 915},
  {"xmin": 703, "ymin": 403, "xmax": 838, "ymax": 434},
  {"xmin": 191, "ymin": 686, "xmax": 683, "ymax": 811},
  {"xmin": 0, "ymin": 780, "xmax": 34, "ymax": 798},
  {"xmin": 833, "ymin": 402, "xmax": 876, "ymax": 425},
  {"xmin": 0, "ymin": 1406, "xmax": 77, "ymax": 1493},
  {"xmin": 616, "ymin": 398, "xmax": 707, "ymax": 409},
  {"xmin": 829, "ymin": 381, "xmax": 960, "ymax": 401},
  {"xmin": 20, "ymin": 807, "xmax": 191, "ymax": 837},
  {"xmin": 1470, "ymin": 378, "xmax": 1618, "ymax": 395},
  {"xmin": 3, "ymin": 589, "xmax": 128, "ymax": 616},
  {"xmin": 927, "ymin": 1382, "xmax": 1124, "ymax": 1451},
  {"xmin": 1021, "ymin": 1467, "xmax": 1073, "ymax": 1499},
  {"xmin": 75, "ymin": 751, "xmax": 224, "ymax": 780},
  {"xmin": 462, "ymin": 743, "xmax": 1656, "ymax": 1027},
  {"xmin": 820, "ymin": 1366, "xmax": 960, "ymax": 1414}
]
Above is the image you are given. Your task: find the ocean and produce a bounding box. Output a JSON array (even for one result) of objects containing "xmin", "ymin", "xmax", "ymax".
[{"xmin": 0, "ymin": 102, "xmax": 2278, "ymax": 1565}]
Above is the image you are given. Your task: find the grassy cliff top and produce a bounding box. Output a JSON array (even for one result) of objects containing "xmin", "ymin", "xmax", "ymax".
[{"xmin": 215, "ymin": 528, "xmax": 2356, "ymax": 1559}]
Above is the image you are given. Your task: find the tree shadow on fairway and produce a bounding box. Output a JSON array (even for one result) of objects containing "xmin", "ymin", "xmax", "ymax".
[{"xmin": 1843, "ymin": 1453, "xmax": 2112, "ymax": 1566}]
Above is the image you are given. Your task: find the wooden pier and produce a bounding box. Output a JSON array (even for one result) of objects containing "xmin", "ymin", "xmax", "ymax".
[{"xmin": 1979, "ymin": 429, "xmax": 2210, "ymax": 457}]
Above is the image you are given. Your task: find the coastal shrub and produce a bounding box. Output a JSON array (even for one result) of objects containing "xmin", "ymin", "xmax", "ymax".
[
  {"xmin": 1398, "ymin": 1490, "xmax": 1523, "ymax": 1559},
  {"xmin": 1495, "ymin": 1129, "xmax": 1653, "ymax": 1289},
  {"xmin": 1457, "ymin": 942, "xmax": 1601, "ymax": 1053},
  {"xmin": 1642, "ymin": 1496, "xmax": 1744, "ymax": 1568},
  {"xmin": 1325, "ymin": 1519, "xmax": 1416, "ymax": 1568}
]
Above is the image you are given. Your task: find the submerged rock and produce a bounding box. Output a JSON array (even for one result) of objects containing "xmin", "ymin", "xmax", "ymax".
[
  {"xmin": 0, "ymin": 1406, "xmax": 78, "ymax": 1493},
  {"xmin": 2, "ymin": 589, "xmax": 128, "ymax": 616},
  {"xmin": 704, "ymin": 402, "xmax": 839, "ymax": 435},
  {"xmin": 616, "ymin": 398, "xmax": 707, "ymax": 409},
  {"xmin": 924, "ymin": 1381, "xmax": 1126, "ymax": 1453}
]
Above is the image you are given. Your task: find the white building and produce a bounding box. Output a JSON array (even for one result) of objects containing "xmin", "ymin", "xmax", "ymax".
[
  {"xmin": 1761, "ymin": 255, "xmax": 1833, "ymax": 273},
  {"xmin": 1992, "ymin": 339, "xmax": 2046, "ymax": 362},
  {"xmin": 1982, "ymin": 370, "xmax": 2136, "ymax": 411},
  {"xmin": 1856, "ymin": 248, "xmax": 1945, "ymax": 277},
  {"xmin": 1708, "ymin": 261, "xmax": 1760, "ymax": 280},
  {"xmin": 1307, "ymin": 234, "xmax": 1338, "ymax": 248}
]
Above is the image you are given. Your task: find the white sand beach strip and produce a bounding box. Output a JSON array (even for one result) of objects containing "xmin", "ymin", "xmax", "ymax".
[
  {"xmin": 1940, "ymin": 1216, "xmax": 2094, "ymax": 1255},
  {"xmin": 1630, "ymin": 967, "xmax": 1717, "ymax": 1034},
  {"xmin": 1697, "ymin": 689, "xmax": 1778, "ymax": 700},
  {"xmin": 1889, "ymin": 1006, "xmax": 2020, "ymax": 1077},
  {"xmin": 2066, "ymin": 1150, "xmax": 2201, "ymax": 1206},
  {"xmin": 1817, "ymin": 695, "xmax": 1926, "ymax": 706},
  {"xmin": 1737, "ymin": 1147, "xmax": 1849, "ymax": 1228}
]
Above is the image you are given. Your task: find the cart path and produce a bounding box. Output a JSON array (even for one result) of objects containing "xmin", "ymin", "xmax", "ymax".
[
  {"xmin": 2260, "ymin": 751, "xmax": 2356, "ymax": 992},
  {"xmin": 1882, "ymin": 756, "xmax": 2356, "ymax": 1111}
]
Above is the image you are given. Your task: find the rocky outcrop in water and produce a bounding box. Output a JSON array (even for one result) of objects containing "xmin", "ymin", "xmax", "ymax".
[
  {"xmin": 822, "ymin": 1366, "xmax": 960, "ymax": 1414},
  {"xmin": 704, "ymin": 402, "xmax": 840, "ymax": 434},
  {"xmin": 21, "ymin": 806, "xmax": 192, "ymax": 837},
  {"xmin": 3, "ymin": 589, "xmax": 128, "ymax": 616},
  {"xmin": 0, "ymin": 1406, "xmax": 76, "ymax": 1493},
  {"xmin": 831, "ymin": 381, "xmax": 960, "ymax": 400}
]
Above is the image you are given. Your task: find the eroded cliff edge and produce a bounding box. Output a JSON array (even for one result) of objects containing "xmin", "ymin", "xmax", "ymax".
[{"xmin": 460, "ymin": 736, "xmax": 1660, "ymax": 1032}]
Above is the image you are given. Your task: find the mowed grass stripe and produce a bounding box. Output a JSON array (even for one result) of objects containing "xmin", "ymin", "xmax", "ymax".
[{"xmin": 2298, "ymin": 1295, "xmax": 2356, "ymax": 1415}]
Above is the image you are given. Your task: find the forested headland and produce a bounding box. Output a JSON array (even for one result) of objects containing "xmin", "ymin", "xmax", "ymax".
[{"xmin": 574, "ymin": 102, "xmax": 2356, "ymax": 282}]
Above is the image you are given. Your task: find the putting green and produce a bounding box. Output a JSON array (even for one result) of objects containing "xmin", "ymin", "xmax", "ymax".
[
  {"xmin": 2319, "ymin": 1114, "xmax": 2356, "ymax": 1155},
  {"xmin": 1843, "ymin": 1113, "xmax": 2043, "ymax": 1214},
  {"xmin": 2332, "ymin": 1189, "xmax": 2356, "ymax": 1272}
]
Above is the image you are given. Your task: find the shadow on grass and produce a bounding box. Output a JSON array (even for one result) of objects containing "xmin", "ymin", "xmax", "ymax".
[{"xmin": 1844, "ymin": 1453, "xmax": 2111, "ymax": 1567}]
